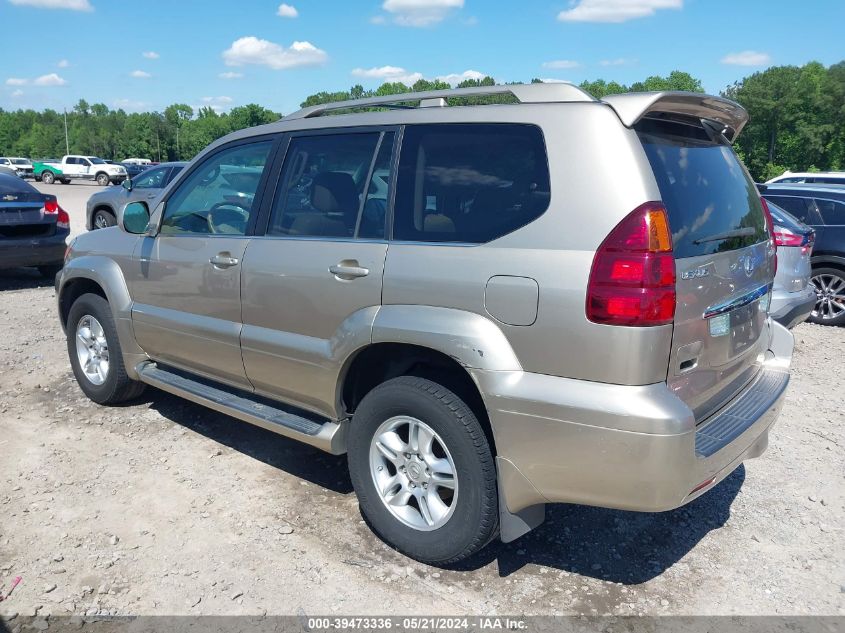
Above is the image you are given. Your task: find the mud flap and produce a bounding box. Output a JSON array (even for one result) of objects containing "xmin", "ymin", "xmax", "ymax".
[{"xmin": 496, "ymin": 460, "xmax": 546, "ymax": 543}]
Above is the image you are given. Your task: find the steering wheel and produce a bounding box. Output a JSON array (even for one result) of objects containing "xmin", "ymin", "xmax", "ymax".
[{"xmin": 207, "ymin": 202, "xmax": 249, "ymax": 234}]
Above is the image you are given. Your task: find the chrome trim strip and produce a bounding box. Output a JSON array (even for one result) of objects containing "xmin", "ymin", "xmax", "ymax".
[{"xmin": 703, "ymin": 284, "xmax": 771, "ymax": 319}]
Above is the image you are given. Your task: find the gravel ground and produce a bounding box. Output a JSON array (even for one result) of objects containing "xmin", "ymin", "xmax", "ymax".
[{"xmin": 0, "ymin": 181, "xmax": 843, "ymax": 620}]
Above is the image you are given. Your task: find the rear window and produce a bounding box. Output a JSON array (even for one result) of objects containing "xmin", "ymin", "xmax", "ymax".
[
  {"xmin": 638, "ymin": 118, "xmax": 767, "ymax": 259},
  {"xmin": 0, "ymin": 174, "xmax": 38, "ymax": 195},
  {"xmin": 764, "ymin": 195, "xmax": 817, "ymax": 225},
  {"xmin": 765, "ymin": 200, "xmax": 808, "ymax": 233},
  {"xmin": 393, "ymin": 123, "xmax": 550, "ymax": 243}
]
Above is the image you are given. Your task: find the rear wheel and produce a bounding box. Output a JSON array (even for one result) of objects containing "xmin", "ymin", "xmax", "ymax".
[
  {"xmin": 41, "ymin": 171, "xmax": 55, "ymax": 184},
  {"xmin": 808, "ymin": 267, "xmax": 845, "ymax": 326},
  {"xmin": 93, "ymin": 209, "xmax": 116, "ymax": 229},
  {"xmin": 347, "ymin": 376, "xmax": 498, "ymax": 565},
  {"xmin": 67, "ymin": 293, "xmax": 146, "ymax": 404},
  {"xmin": 96, "ymin": 172, "xmax": 110, "ymax": 186}
]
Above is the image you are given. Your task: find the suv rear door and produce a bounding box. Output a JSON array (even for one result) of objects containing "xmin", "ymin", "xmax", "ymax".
[
  {"xmin": 638, "ymin": 117, "xmax": 776, "ymax": 422},
  {"xmin": 239, "ymin": 128, "xmax": 396, "ymax": 417}
]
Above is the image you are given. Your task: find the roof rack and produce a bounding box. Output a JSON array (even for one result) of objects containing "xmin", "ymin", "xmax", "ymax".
[{"xmin": 285, "ymin": 83, "xmax": 595, "ymax": 120}]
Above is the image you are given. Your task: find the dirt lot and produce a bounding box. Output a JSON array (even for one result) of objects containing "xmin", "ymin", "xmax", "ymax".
[{"xmin": 0, "ymin": 181, "xmax": 843, "ymax": 620}]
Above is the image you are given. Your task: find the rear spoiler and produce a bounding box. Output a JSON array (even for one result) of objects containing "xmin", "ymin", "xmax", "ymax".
[{"xmin": 602, "ymin": 91, "xmax": 749, "ymax": 143}]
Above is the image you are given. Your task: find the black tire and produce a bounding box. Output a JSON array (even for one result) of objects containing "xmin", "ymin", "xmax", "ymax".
[
  {"xmin": 348, "ymin": 376, "xmax": 498, "ymax": 565},
  {"xmin": 92, "ymin": 208, "xmax": 116, "ymax": 230},
  {"xmin": 96, "ymin": 172, "xmax": 110, "ymax": 186},
  {"xmin": 807, "ymin": 267, "xmax": 845, "ymax": 326},
  {"xmin": 60, "ymin": 179, "xmax": 71, "ymax": 185},
  {"xmin": 41, "ymin": 171, "xmax": 55, "ymax": 184},
  {"xmin": 66, "ymin": 293, "xmax": 146, "ymax": 404},
  {"xmin": 37, "ymin": 264, "xmax": 62, "ymax": 279}
]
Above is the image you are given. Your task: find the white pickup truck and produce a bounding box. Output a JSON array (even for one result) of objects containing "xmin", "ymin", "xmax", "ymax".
[{"xmin": 33, "ymin": 155, "xmax": 127, "ymax": 186}]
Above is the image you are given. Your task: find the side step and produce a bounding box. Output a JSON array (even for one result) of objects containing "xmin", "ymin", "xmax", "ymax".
[{"xmin": 136, "ymin": 363, "xmax": 346, "ymax": 454}]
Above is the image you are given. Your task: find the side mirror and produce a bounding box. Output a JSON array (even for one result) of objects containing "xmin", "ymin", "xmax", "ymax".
[
  {"xmin": 122, "ymin": 201, "xmax": 150, "ymax": 234},
  {"xmin": 122, "ymin": 178, "xmax": 133, "ymax": 192}
]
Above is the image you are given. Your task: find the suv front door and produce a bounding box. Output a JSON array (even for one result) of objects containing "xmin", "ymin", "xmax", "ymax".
[
  {"xmin": 240, "ymin": 129, "xmax": 396, "ymax": 417},
  {"xmin": 128, "ymin": 138, "xmax": 277, "ymax": 388}
]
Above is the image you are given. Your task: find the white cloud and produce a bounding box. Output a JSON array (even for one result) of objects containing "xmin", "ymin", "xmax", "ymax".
[
  {"xmin": 558, "ymin": 0, "xmax": 682, "ymax": 23},
  {"xmin": 352, "ymin": 65, "xmax": 424, "ymax": 85},
  {"xmin": 436, "ymin": 69, "xmax": 485, "ymax": 85},
  {"xmin": 223, "ymin": 36, "xmax": 328, "ymax": 70},
  {"xmin": 33, "ymin": 73, "xmax": 67, "ymax": 86},
  {"xmin": 6, "ymin": 78, "xmax": 28, "ymax": 86},
  {"xmin": 57, "ymin": 59, "xmax": 70, "ymax": 68},
  {"xmin": 370, "ymin": 15, "xmax": 387, "ymax": 24},
  {"xmin": 542, "ymin": 60, "xmax": 580, "ymax": 70},
  {"xmin": 382, "ymin": 0, "xmax": 464, "ymax": 26},
  {"xmin": 8, "ymin": 0, "xmax": 93, "ymax": 10},
  {"xmin": 12, "ymin": 89, "xmax": 24, "ymax": 97},
  {"xmin": 142, "ymin": 51, "xmax": 159, "ymax": 59},
  {"xmin": 130, "ymin": 70, "xmax": 151, "ymax": 79},
  {"xmin": 277, "ymin": 3, "xmax": 297, "ymax": 17},
  {"xmin": 202, "ymin": 95, "xmax": 233, "ymax": 104},
  {"xmin": 599, "ymin": 57, "xmax": 637, "ymax": 66},
  {"xmin": 219, "ymin": 71, "xmax": 244, "ymax": 79},
  {"xmin": 113, "ymin": 98, "xmax": 150, "ymax": 112},
  {"xmin": 198, "ymin": 96, "xmax": 235, "ymax": 113},
  {"xmin": 721, "ymin": 50, "xmax": 771, "ymax": 66},
  {"xmin": 537, "ymin": 78, "xmax": 572, "ymax": 84}
]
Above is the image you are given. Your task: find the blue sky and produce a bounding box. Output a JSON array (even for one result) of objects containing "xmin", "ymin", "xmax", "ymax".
[{"xmin": 1, "ymin": 0, "xmax": 843, "ymax": 116}]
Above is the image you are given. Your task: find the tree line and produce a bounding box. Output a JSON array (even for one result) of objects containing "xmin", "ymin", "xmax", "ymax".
[{"xmin": 0, "ymin": 61, "xmax": 842, "ymax": 181}]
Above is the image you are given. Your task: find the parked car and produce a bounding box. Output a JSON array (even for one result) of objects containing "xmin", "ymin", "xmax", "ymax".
[
  {"xmin": 0, "ymin": 172, "xmax": 69, "ymax": 277},
  {"xmin": 766, "ymin": 171, "xmax": 845, "ymax": 186},
  {"xmin": 0, "ymin": 157, "xmax": 34, "ymax": 178},
  {"xmin": 761, "ymin": 184, "xmax": 845, "ymax": 325},
  {"xmin": 762, "ymin": 199, "xmax": 816, "ymax": 328},
  {"xmin": 120, "ymin": 162, "xmax": 148, "ymax": 179},
  {"xmin": 0, "ymin": 165, "xmax": 18, "ymax": 177},
  {"xmin": 56, "ymin": 85, "xmax": 793, "ymax": 565},
  {"xmin": 34, "ymin": 155, "xmax": 127, "ymax": 186},
  {"xmin": 86, "ymin": 162, "xmax": 187, "ymax": 230}
]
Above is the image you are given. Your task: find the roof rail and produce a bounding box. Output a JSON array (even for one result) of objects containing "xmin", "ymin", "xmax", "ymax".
[{"xmin": 285, "ymin": 83, "xmax": 595, "ymax": 120}]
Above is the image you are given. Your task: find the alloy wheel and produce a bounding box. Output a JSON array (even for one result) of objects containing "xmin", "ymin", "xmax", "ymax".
[
  {"xmin": 75, "ymin": 315, "xmax": 110, "ymax": 385},
  {"xmin": 810, "ymin": 273, "xmax": 845, "ymax": 321}
]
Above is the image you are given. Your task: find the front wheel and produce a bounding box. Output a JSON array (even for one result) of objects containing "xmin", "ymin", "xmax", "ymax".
[
  {"xmin": 808, "ymin": 267, "xmax": 845, "ymax": 326},
  {"xmin": 67, "ymin": 293, "xmax": 146, "ymax": 404},
  {"xmin": 92, "ymin": 209, "xmax": 116, "ymax": 229},
  {"xmin": 96, "ymin": 172, "xmax": 110, "ymax": 186},
  {"xmin": 347, "ymin": 376, "xmax": 498, "ymax": 565}
]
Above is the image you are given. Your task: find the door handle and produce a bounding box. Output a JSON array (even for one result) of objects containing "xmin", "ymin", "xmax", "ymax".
[
  {"xmin": 329, "ymin": 262, "xmax": 369, "ymax": 279},
  {"xmin": 210, "ymin": 253, "xmax": 240, "ymax": 269}
]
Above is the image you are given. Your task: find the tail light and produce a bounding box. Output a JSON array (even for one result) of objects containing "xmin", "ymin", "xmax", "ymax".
[
  {"xmin": 43, "ymin": 198, "xmax": 70, "ymax": 230},
  {"xmin": 586, "ymin": 202, "xmax": 675, "ymax": 327},
  {"xmin": 760, "ymin": 197, "xmax": 777, "ymax": 276},
  {"xmin": 773, "ymin": 226, "xmax": 810, "ymax": 247}
]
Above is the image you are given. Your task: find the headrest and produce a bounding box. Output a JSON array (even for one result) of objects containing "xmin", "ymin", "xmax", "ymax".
[{"xmin": 310, "ymin": 172, "xmax": 358, "ymax": 214}]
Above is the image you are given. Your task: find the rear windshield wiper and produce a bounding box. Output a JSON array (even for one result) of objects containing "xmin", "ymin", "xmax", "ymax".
[{"xmin": 693, "ymin": 227, "xmax": 756, "ymax": 244}]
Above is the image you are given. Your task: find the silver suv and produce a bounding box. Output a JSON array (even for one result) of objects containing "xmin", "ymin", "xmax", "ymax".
[{"xmin": 56, "ymin": 84, "xmax": 794, "ymax": 565}]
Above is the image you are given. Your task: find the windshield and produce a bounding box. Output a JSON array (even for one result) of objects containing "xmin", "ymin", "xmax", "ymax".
[
  {"xmin": 88, "ymin": 157, "xmax": 106, "ymax": 164},
  {"xmin": 638, "ymin": 119, "xmax": 767, "ymax": 259},
  {"xmin": 11, "ymin": 158, "xmax": 29, "ymax": 165}
]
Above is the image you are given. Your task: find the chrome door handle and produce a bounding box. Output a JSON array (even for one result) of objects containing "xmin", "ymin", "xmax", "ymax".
[
  {"xmin": 329, "ymin": 263, "xmax": 369, "ymax": 279},
  {"xmin": 210, "ymin": 254, "xmax": 240, "ymax": 268}
]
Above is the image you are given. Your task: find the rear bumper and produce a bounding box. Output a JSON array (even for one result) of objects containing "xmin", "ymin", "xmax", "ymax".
[
  {"xmin": 770, "ymin": 284, "xmax": 816, "ymax": 329},
  {"xmin": 474, "ymin": 320, "xmax": 794, "ymax": 514},
  {"xmin": 0, "ymin": 232, "xmax": 67, "ymax": 269}
]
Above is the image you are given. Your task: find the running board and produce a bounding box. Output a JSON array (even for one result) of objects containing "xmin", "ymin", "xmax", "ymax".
[{"xmin": 136, "ymin": 362, "xmax": 346, "ymax": 454}]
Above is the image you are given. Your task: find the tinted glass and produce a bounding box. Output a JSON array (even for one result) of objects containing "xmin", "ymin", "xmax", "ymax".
[
  {"xmin": 358, "ymin": 132, "xmax": 394, "ymax": 239},
  {"xmin": 161, "ymin": 141, "xmax": 272, "ymax": 236},
  {"xmin": 764, "ymin": 195, "xmax": 816, "ymax": 224},
  {"xmin": 815, "ymin": 198, "xmax": 845, "ymax": 225},
  {"xmin": 89, "ymin": 157, "xmax": 105, "ymax": 164},
  {"xmin": 0, "ymin": 173, "xmax": 38, "ymax": 194},
  {"xmin": 639, "ymin": 120, "xmax": 767, "ymax": 258},
  {"xmin": 393, "ymin": 123, "xmax": 550, "ymax": 243},
  {"xmin": 765, "ymin": 200, "xmax": 808, "ymax": 233},
  {"xmin": 133, "ymin": 167, "xmax": 167, "ymax": 189},
  {"xmin": 809, "ymin": 177, "xmax": 845, "ymax": 185},
  {"xmin": 268, "ymin": 132, "xmax": 380, "ymax": 238},
  {"xmin": 166, "ymin": 165, "xmax": 185, "ymax": 184}
]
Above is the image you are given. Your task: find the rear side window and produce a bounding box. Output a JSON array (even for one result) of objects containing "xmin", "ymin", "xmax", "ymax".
[
  {"xmin": 639, "ymin": 119, "xmax": 767, "ymax": 259},
  {"xmin": 393, "ymin": 123, "xmax": 550, "ymax": 243},
  {"xmin": 764, "ymin": 195, "xmax": 817, "ymax": 225},
  {"xmin": 814, "ymin": 198, "xmax": 845, "ymax": 225}
]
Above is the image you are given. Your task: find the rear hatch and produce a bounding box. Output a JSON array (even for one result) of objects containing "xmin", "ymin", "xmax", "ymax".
[
  {"xmin": 0, "ymin": 181, "xmax": 54, "ymax": 239},
  {"xmin": 637, "ymin": 116, "xmax": 775, "ymax": 422}
]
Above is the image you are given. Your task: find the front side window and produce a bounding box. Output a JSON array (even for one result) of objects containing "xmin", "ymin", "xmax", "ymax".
[
  {"xmin": 393, "ymin": 124, "xmax": 551, "ymax": 243},
  {"xmin": 133, "ymin": 167, "xmax": 167, "ymax": 189},
  {"xmin": 160, "ymin": 140, "xmax": 273, "ymax": 236},
  {"xmin": 268, "ymin": 132, "xmax": 389, "ymax": 238}
]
